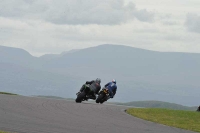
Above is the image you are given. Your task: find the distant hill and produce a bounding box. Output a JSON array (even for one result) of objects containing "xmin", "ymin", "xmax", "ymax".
[
  {"xmin": 0, "ymin": 45, "xmax": 37, "ymax": 67},
  {"xmin": 39, "ymin": 49, "xmax": 80, "ymax": 61},
  {"xmin": 1, "ymin": 44, "xmax": 200, "ymax": 106},
  {"xmin": 44, "ymin": 44, "xmax": 200, "ymax": 78},
  {"xmin": 117, "ymin": 101, "xmax": 197, "ymax": 111},
  {"xmin": 0, "ymin": 62, "xmax": 84, "ymax": 98},
  {"xmin": 39, "ymin": 54, "xmax": 60, "ymax": 60},
  {"xmin": 60, "ymin": 49, "xmax": 80, "ymax": 55},
  {"xmin": 41, "ymin": 44, "xmax": 200, "ymax": 106}
]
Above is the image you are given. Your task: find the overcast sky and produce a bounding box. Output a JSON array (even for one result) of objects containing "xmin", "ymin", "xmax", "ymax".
[{"xmin": 0, "ymin": 0, "xmax": 200, "ymax": 56}]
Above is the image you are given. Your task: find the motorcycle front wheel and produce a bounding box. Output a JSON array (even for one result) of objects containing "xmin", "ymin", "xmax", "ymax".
[
  {"xmin": 96, "ymin": 93, "xmax": 105, "ymax": 103},
  {"xmin": 75, "ymin": 92, "xmax": 86, "ymax": 103}
]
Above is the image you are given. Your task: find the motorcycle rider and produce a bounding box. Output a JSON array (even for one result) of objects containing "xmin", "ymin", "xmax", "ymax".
[
  {"xmin": 197, "ymin": 106, "xmax": 200, "ymax": 112},
  {"xmin": 103, "ymin": 79, "xmax": 117, "ymax": 99},
  {"xmin": 77, "ymin": 78, "xmax": 101, "ymax": 100}
]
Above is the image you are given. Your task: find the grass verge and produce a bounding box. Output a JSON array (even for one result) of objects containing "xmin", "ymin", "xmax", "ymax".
[
  {"xmin": 127, "ymin": 108, "xmax": 200, "ymax": 132},
  {"xmin": 0, "ymin": 131, "xmax": 10, "ymax": 133},
  {"xmin": 0, "ymin": 92, "xmax": 17, "ymax": 95}
]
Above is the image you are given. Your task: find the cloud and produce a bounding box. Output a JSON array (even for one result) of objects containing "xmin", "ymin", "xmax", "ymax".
[
  {"xmin": 2, "ymin": 0, "xmax": 200, "ymax": 56},
  {"xmin": 0, "ymin": 0, "xmax": 154, "ymax": 25},
  {"xmin": 162, "ymin": 20, "xmax": 179, "ymax": 26},
  {"xmin": 133, "ymin": 9, "xmax": 154, "ymax": 22},
  {"xmin": 185, "ymin": 13, "xmax": 200, "ymax": 33}
]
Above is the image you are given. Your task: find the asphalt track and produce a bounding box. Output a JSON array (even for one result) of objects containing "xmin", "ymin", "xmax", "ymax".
[{"xmin": 0, "ymin": 95, "xmax": 197, "ymax": 133}]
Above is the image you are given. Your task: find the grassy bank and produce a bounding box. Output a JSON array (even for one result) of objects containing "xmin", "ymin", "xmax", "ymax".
[
  {"xmin": 0, "ymin": 92, "xmax": 17, "ymax": 95},
  {"xmin": 127, "ymin": 108, "xmax": 200, "ymax": 132},
  {"xmin": 0, "ymin": 131, "xmax": 10, "ymax": 133}
]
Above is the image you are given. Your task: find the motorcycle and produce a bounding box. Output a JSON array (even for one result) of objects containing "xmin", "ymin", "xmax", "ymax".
[
  {"xmin": 75, "ymin": 84, "xmax": 95, "ymax": 103},
  {"xmin": 96, "ymin": 88, "xmax": 109, "ymax": 104}
]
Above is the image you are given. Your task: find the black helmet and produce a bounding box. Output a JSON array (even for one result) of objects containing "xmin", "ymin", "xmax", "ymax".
[{"xmin": 96, "ymin": 78, "xmax": 101, "ymax": 84}]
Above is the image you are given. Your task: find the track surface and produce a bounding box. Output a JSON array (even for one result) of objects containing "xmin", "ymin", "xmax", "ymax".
[{"xmin": 0, "ymin": 95, "xmax": 196, "ymax": 133}]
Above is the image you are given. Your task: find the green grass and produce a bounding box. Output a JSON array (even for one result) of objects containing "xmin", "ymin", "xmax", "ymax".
[
  {"xmin": 0, "ymin": 131, "xmax": 10, "ymax": 133},
  {"xmin": 127, "ymin": 108, "xmax": 200, "ymax": 132},
  {"xmin": 0, "ymin": 92, "xmax": 17, "ymax": 95}
]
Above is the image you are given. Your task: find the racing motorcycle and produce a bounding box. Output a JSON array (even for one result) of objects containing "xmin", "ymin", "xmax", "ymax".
[
  {"xmin": 75, "ymin": 84, "xmax": 95, "ymax": 103},
  {"xmin": 96, "ymin": 87, "xmax": 109, "ymax": 104}
]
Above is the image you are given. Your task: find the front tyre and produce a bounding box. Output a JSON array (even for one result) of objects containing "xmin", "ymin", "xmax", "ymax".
[
  {"xmin": 75, "ymin": 92, "xmax": 86, "ymax": 103},
  {"xmin": 96, "ymin": 94, "xmax": 104, "ymax": 103},
  {"xmin": 100, "ymin": 96, "xmax": 107, "ymax": 104}
]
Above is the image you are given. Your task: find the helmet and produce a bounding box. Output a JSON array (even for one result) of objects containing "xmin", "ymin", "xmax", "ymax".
[
  {"xmin": 96, "ymin": 78, "xmax": 101, "ymax": 84},
  {"xmin": 112, "ymin": 79, "xmax": 116, "ymax": 84}
]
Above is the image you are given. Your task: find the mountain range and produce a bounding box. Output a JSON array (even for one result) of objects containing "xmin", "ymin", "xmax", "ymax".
[{"xmin": 0, "ymin": 44, "xmax": 200, "ymax": 106}]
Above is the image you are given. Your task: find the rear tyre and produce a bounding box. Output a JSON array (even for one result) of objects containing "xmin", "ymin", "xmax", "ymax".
[{"xmin": 75, "ymin": 92, "xmax": 86, "ymax": 103}]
